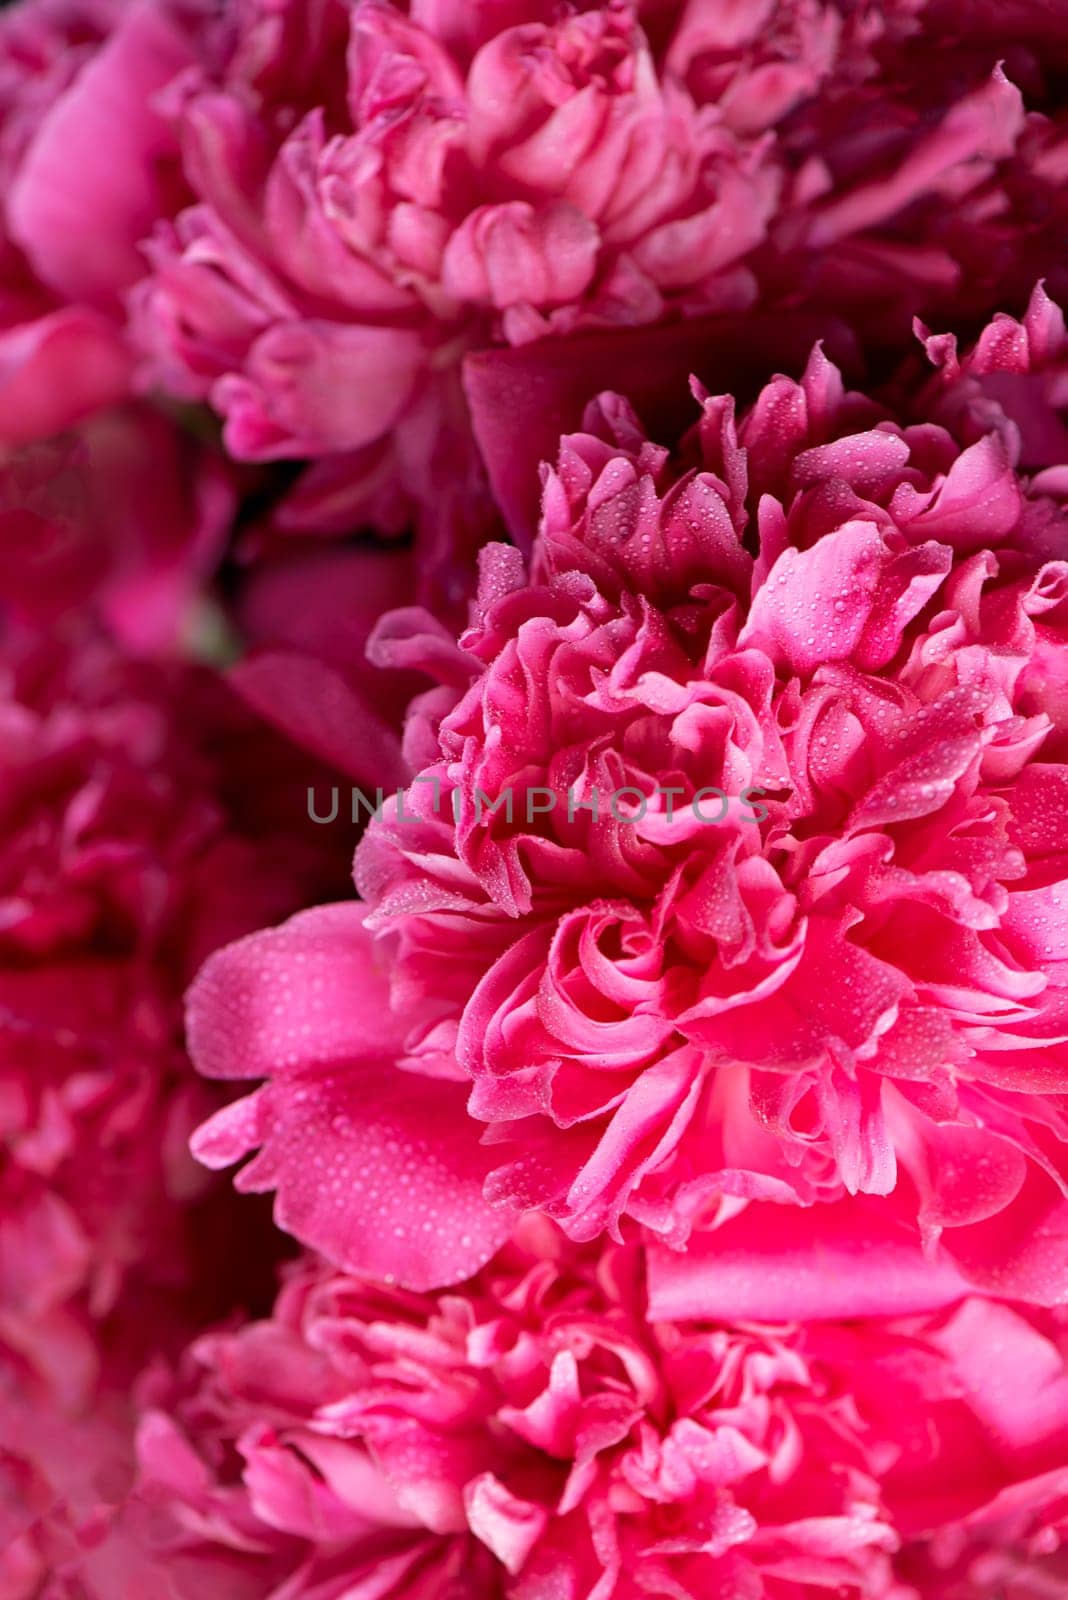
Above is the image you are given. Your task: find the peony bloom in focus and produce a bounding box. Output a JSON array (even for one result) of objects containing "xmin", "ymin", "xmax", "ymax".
[
  {"xmin": 125, "ymin": 1221, "xmax": 1068, "ymax": 1600},
  {"xmin": 190, "ymin": 286, "xmax": 1068, "ymax": 1303},
  {"xmin": 128, "ymin": 1223, "xmax": 899, "ymax": 1600}
]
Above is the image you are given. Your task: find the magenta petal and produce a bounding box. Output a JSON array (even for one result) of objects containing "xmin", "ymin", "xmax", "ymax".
[
  {"xmin": 0, "ymin": 310, "xmax": 132, "ymax": 442},
  {"xmin": 219, "ymin": 1064, "xmax": 514, "ymax": 1290},
  {"xmin": 7, "ymin": 0, "xmax": 194, "ymax": 304},
  {"xmin": 187, "ymin": 906, "xmax": 514, "ymax": 1288},
  {"xmin": 191, "ymin": 1088, "xmax": 268, "ymax": 1169},
  {"xmin": 942, "ymin": 1169, "xmax": 1068, "ymax": 1306},
  {"xmin": 186, "ymin": 904, "xmax": 397, "ymax": 1083},
  {"xmin": 738, "ymin": 520, "xmax": 951, "ymax": 674},
  {"xmin": 929, "ymin": 1298, "xmax": 1068, "ymax": 1452},
  {"xmin": 894, "ymin": 434, "xmax": 1023, "ymax": 551},
  {"xmin": 646, "ymin": 1199, "xmax": 972, "ymax": 1322},
  {"xmin": 229, "ymin": 650, "xmax": 408, "ymax": 789},
  {"xmin": 215, "ymin": 321, "xmax": 427, "ymax": 459},
  {"xmin": 442, "ymin": 201, "xmax": 599, "ymax": 309}
]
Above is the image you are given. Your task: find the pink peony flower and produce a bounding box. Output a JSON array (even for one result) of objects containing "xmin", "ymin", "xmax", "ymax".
[
  {"xmin": 0, "ymin": 626, "xmax": 348, "ymax": 1378},
  {"xmin": 0, "ymin": 0, "xmax": 199, "ymax": 442},
  {"xmin": 124, "ymin": 0, "xmax": 775, "ymax": 596},
  {"xmin": 190, "ymin": 286, "xmax": 1068, "ymax": 1303},
  {"xmin": 132, "ymin": 0, "xmax": 773, "ymax": 406},
  {"xmin": 124, "ymin": 1222, "xmax": 1068, "ymax": 1600},
  {"xmin": 125, "ymin": 0, "xmax": 1066, "ymax": 598}
]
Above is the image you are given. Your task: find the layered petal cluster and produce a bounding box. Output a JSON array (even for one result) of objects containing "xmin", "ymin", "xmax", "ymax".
[
  {"xmin": 132, "ymin": 0, "xmax": 775, "ymax": 443},
  {"xmin": 126, "ymin": 0, "xmax": 775, "ymax": 590},
  {"xmin": 0, "ymin": 627, "xmax": 345, "ymax": 1384},
  {"xmin": 190, "ymin": 288, "xmax": 1068, "ymax": 1304},
  {"xmin": 121, "ymin": 0, "xmax": 1066, "ymax": 593},
  {"xmin": 127, "ymin": 1222, "xmax": 1068, "ymax": 1600}
]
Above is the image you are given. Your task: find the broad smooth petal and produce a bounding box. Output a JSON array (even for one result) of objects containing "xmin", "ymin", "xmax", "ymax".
[
  {"xmin": 229, "ymin": 650, "xmax": 408, "ymax": 789},
  {"xmin": 7, "ymin": 0, "xmax": 194, "ymax": 304},
  {"xmin": 193, "ymin": 1064, "xmax": 514, "ymax": 1291},
  {"xmin": 645, "ymin": 1198, "xmax": 973, "ymax": 1322},
  {"xmin": 0, "ymin": 311, "xmax": 132, "ymax": 442},
  {"xmin": 187, "ymin": 905, "xmax": 514, "ymax": 1288},
  {"xmin": 186, "ymin": 904, "xmax": 403, "ymax": 1083}
]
